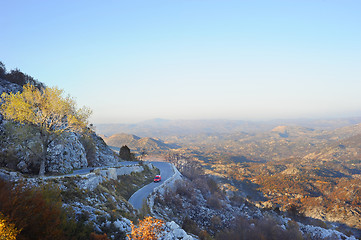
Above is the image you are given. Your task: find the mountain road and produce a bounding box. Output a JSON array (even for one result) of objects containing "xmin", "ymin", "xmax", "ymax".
[{"xmin": 128, "ymin": 161, "xmax": 174, "ymax": 210}]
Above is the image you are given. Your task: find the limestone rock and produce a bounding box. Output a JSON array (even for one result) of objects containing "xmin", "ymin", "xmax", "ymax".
[
  {"xmin": 46, "ymin": 133, "xmax": 88, "ymax": 173},
  {"xmin": 162, "ymin": 221, "xmax": 197, "ymax": 240},
  {"xmin": 90, "ymin": 133, "xmax": 119, "ymax": 167}
]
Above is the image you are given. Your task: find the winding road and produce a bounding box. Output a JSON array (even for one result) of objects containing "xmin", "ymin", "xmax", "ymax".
[
  {"xmin": 128, "ymin": 162, "xmax": 174, "ymax": 210},
  {"xmin": 49, "ymin": 160, "xmax": 174, "ymax": 210}
]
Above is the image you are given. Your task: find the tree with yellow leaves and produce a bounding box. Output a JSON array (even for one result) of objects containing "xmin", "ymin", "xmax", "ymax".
[
  {"xmin": 127, "ymin": 216, "xmax": 165, "ymax": 240},
  {"xmin": 0, "ymin": 83, "xmax": 91, "ymax": 176},
  {"xmin": 0, "ymin": 212, "xmax": 20, "ymax": 240}
]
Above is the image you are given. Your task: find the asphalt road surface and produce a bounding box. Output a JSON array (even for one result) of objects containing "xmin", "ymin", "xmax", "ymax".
[
  {"xmin": 128, "ymin": 161, "xmax": 174, "ymax": 210},
  {"xmin": 49, "ymin": 160, "xmax": 174, "ymax": 210}
]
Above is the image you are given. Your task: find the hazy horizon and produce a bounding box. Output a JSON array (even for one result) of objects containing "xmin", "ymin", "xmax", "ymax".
[
  {"xmin": 1, "ymin": 1, "xmax": 360, "ymax": 124},
  {"xmin": 93, "ymin": 115, "xmax": 361, "ymax": 126}
]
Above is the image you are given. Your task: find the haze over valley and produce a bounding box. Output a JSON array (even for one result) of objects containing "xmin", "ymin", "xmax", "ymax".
[{"xmin": 98, "ymin": 117, "xmax": 361, "ymax": 236}]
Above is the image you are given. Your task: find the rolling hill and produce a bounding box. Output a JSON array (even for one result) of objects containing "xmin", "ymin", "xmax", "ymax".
[{"xmin": 102, "ymin": 133, "xmax": 179, "ymax": 154}]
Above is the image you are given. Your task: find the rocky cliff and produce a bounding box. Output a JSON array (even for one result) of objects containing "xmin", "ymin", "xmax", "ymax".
[{"xmin": 0, "ymin": 78, "xmax": 118, "ymax": 174}]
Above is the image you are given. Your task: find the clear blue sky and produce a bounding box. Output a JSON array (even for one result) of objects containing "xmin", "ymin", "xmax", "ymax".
[{"xmin": 1, "ymin": 0, "xmax": 360, "ymax": 124}]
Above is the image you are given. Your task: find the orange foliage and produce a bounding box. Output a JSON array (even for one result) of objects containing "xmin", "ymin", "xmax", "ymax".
[
  {"xmin": 0, "ymin": 212, "xmax": 20, "ymax": 240},
  {"xmin": 127, "ymin": 216, "xmax": 164, "ymax": 240},
  {"xmin": 0, "ymin": 179, "xmax": 64, "ymax": 240}
]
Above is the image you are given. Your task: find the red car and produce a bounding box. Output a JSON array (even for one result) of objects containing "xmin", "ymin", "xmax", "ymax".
[{"xmin": 154, "ymin": 175, "xmax": 161, "ymax": 182}]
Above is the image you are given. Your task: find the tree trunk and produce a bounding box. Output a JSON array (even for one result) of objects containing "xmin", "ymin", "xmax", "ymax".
[
  {"xmin": 39, "ymin": 159, "xmax": 46, "ymax": 176},
  {"xmin": 38, "ymin": 142, "xmax": 47, "ymax": 176}
]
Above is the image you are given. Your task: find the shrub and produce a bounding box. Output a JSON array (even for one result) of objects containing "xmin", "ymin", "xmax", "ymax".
[
  {"xmin": 198, "ymin": 230, "xmax": 212, "ymax": 240},
  {"xmin": 0, "ymin": 212, "xmax": 20, "ymax": 240},
  {"xmin": 207, "ymin": 178, "xmax": 219, "ymax": 193},
  {"xmin": 210, "ymin": 215, "xmax": 222, "ymax": 231},
  {"xmin": 119, "ymin": 145, "xmax": 132, "ymax": 161},
  {"xmin": 163, "ymin": 189, "xmax": 180, "ymax": 208},
  {"xmin": 229, "ymin": 194, "xmax": 245, "ymax": 207},
  {"xmin": 0, "ymin": 180, "xmax": 64, "ymax": 240},
  {"xmin": 154, "ymin": 193, "xmax": 165, "ymax": 205},
  {"xmin": 0, "ymin": 179, "xmax": 93, "ymax": 240},
  {"xmin": 206, "ymin": 193, "xmax": 223, "ymax": 210},
  {"xmin": 127, "ymin": 216, "xmax": 164, "ymax": 240},
  {"xmin": 0, "ymin": 61, "xmax": 45, "ymax": 89},
  {"xmin": 193, "ymin": 177, "xmax": 210, "ymax": 196},
  {"xmin": 286, "ymin": 203, "xmax": 304, "ymax": 218},
  {"xmin": 182, "ymin": 216, "xmax": 200, "ymax": 236},
  {"xmin": 175, "ymin": 180, "xmax": 194, "ymax": 199}
]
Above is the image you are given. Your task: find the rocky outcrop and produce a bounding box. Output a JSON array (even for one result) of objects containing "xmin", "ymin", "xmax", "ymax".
[
  {"xmin": 162, "ymin": 221, "xmax": 196, "ymax": 240},
  {"xmin": 90, "ymin": 133, "xmax": 119, "ymax": 167},
  {"xmin": 0, "ymin": 78, "xmax": 119, "ymax": 174},
  {"xmin": 102, "ymin": 219, "xmax": 197, "ymax": 240},
  {"xmin": 11, "ymin": 132, "xmax": 86, "ymax": 174},
  {"xmin": 47, "ymin": 133, "xmax": 88, "ymax": 173},
  {"xmin": 298, "ymin": 222, "xmax": 357, "ymax": 240},
  {"xmin": 3, "ymin": 129, "xmax": 118, "ymax": 174},
  {"xmin": 0, "ymin": 78, "xmax": 22, "ymax": 95}
]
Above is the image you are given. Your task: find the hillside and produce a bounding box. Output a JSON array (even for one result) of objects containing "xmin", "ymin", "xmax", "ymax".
[
  {"xmin": 303, "ymin": 133, "xmax": 361, "ymax": 164},
  {"xmin": 171, "ymin": 124, "xmax": 361, "ymax": 234},
  {"xmin": 102, "ymin": 133, "xmax": 179, "ymax": 154}
]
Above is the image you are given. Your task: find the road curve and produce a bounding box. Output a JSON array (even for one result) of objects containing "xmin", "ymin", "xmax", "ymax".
[{"xmin": 128, "ymin": 162, "xmax": 174, "ymax": 210}]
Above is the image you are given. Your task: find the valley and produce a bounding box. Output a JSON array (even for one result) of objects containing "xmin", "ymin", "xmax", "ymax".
[{"xmin": 98, "ymin": 119, "xmax": 361, "ymax": 237}]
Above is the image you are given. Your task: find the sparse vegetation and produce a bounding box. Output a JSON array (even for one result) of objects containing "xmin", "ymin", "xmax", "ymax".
[
  {"xmin": 215, "ymin": 216, "xmax": 304, "ymax": 240},
  {"xmin": 158, "ymin": 125, "xmax": 361, "ymax": 233},
  {"xmin": 127, "ymin": 216, "xmax": 164, "ymax": 240},
  {"xmin": 0, "ymin": 179, "xmax": 94, "ymax": 240},
  {"xmin": 0, "ymin": 61, "xmax": 44, "ymax": 89}
]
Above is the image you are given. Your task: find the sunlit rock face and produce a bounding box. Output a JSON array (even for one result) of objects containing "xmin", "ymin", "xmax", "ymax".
[
  {"xmin": 12, "ymin": 132, "xmax": 118, "ymax": 174},
  {"xmin": 12, "ymin": 133, "xmax": 88, "ymax": 174},
  {"xmin": 162, "ymin": 221, "xmax": 196, "ymax": 240},
  {"xmin": 46, "ymin": 133, "xmax": 88, "ymax": 173},
  {"xmin": 0, "ymin": 78, "xmax": 119, "ymax": 174}
]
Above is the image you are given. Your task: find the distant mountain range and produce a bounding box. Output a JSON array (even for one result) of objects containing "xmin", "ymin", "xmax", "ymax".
[
  {"xmin": 95, "ymin": 117, "xmax": 361, "ymax": 138},
  {"xmin": 98, "ymin": 118, "xmax": 361, "ymax": 163}
]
